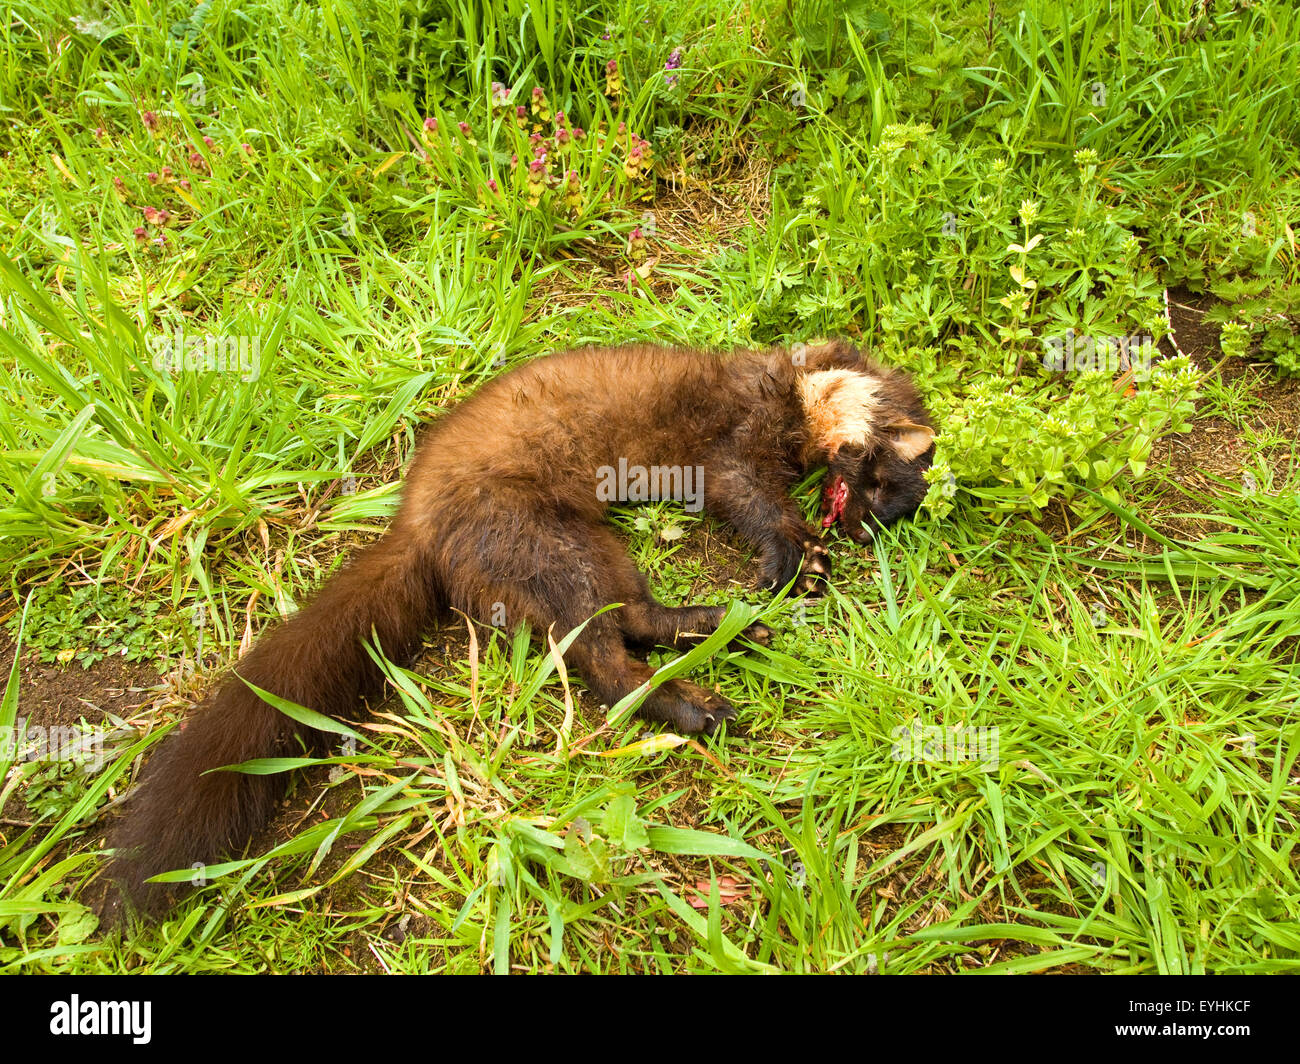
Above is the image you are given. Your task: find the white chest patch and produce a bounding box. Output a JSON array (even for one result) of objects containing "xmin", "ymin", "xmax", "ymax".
[{"xmin": 797, "ymin": 369, "xmax": 881, "ymax": 455}]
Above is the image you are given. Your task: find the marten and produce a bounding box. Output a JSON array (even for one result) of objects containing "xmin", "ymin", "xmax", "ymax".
[{"xmin": 106, "ymin": 339, "xmax": 935, "ymax": 914}]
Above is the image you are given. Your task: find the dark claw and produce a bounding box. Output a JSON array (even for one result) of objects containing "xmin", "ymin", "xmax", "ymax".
[{"xmin": 701, "ymin": 700, "xmax": 737, "ymax": 736}]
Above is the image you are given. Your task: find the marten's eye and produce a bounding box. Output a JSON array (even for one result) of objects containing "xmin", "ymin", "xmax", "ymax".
[{"xmin": 854, "ymin": 467, "xmax": 884, "ymax": 509}]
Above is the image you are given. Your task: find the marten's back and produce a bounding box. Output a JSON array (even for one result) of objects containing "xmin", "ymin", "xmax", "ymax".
[{"xmin": 399, "ymin": 345, "xmax": 788, "ymax": 528}]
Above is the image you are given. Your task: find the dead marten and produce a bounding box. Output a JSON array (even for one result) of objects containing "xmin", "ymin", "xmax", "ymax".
[{"xmin": 106, "ymin": 339, "xmax": 935, "ymax": 914}]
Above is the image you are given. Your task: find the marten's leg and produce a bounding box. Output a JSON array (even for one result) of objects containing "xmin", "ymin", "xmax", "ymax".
[
  {"xmin": 442, "ymin": 509, "xmax": 737, "ymax": 733},
  {"xmin": 572, "ymin": 522, "xmax": 772, "ymax": 651},
  {"xmin": 618, "ymin": 601, "xmax": 772, "ymax": 653},
  {"xmin": 703, "ymin": 461, "xmax": 831, "ymax": 593}
]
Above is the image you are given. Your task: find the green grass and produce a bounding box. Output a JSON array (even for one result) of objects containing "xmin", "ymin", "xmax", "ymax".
[{"xmin": 1, "ymin": 0, "xmax": 1298, "ymax": 973}]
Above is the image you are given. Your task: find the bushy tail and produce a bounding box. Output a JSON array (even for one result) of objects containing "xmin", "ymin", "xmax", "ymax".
[{"xmin": 107, "ymin": 529, "xmax": 439, "ymax": 916}]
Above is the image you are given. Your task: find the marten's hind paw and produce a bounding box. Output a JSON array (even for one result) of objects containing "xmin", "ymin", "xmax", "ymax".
[{"xmin": 643, "ymin": 680, "xmax": 736, "ymax": 735}]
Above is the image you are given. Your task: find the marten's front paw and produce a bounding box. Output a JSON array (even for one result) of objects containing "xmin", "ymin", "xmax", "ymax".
[
  {"xmin": 796, "ymin": 537, "xmax": 831, "ymax": 595},
  {"xmin": 756, "ymin": 536, "xmax": 802, "ymax": 591},
  {"xmin": 758, "ymin": 534, "xmax": 832, "ymax": 595},
  {"xmin": 643, "ymin": 680, "xmax": 736, "ymax": 735}
]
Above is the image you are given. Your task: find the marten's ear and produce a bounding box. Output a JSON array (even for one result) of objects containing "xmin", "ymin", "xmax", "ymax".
[{"xmin": 883, "ymin": 421, "xmax": 935, "ymax": 461}]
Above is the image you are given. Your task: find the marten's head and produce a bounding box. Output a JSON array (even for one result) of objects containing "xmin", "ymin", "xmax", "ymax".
[{"xmin": 797, "ymin": 364, "xmax": 936, "ymax": 544}]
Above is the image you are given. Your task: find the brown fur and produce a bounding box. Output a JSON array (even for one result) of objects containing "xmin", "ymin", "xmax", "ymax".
[{"xmin": 107, "ymin": 340, "xmax": 934, "ymax": 915}]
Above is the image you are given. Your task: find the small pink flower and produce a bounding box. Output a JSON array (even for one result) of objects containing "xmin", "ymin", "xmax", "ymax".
[
  {"xmin": 423, "ymin": 116, "xmax": 438, "ymax": 133},
  {"xmin": 142, "ymin": 205, "xmax": 171, "ymax": 226},
  {"xmin": 133, "ymin": 226, "xmax": 148, "ymax": 243},
  {"xmin": 458, "ymin": 121, "xmax": 471, "ymax": 136},
  {"xmin": 241, "ymin": 142, "xmax": 253, "ymax": 154},
  {"xmin": 93, "ymin": 127, "xmax": 105, "ymax": 140},
  {"xmin": 161, "ymin": 166, "xmax": 174, "ymax": 181},
  {"xmin": 487, "ymin": 177, "xmax": 499, "ymax": 194},
  {"xmin": 188, "ymin": 150, "xmax": 207, "ymax": 171},
  {"xmin": 179, "ymin": 179, "xmax": 192, "ymax": 192},
  {"xmin": 561, "ymin": 170, "xmax": 582, "ymax": 211},
  {"xmin": 623, "ymin": 144, "xmax": 647, "ymax": 180},
  {"xmin": 529, "ymin": 87, "xmax": 551, "ymax": 121},
  {"xmin": 627, "ymin": 225, "xmax": 648, "ymax": 261},
  {"xmin": 141, "ymin": 110, "xmax": 158, "ymax": 132},
  {"xmin": 146, "ymin": 171, "xmax": 160, "ymax": 184}
]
